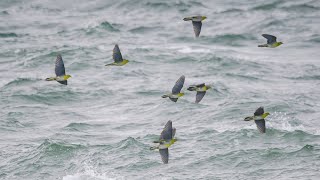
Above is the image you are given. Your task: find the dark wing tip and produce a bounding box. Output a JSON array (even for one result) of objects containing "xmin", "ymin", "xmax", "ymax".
[
  {"xmin": 254, "ymin": 106, "xmax": 264, "ymax": 116},
  {"xmin": 159, "ymin": 148, "xmax": 169, "ymax": 164},
  {"xmin": 195, "ymin": 91, "xmax": 206, "ymax": 103},
  {"xmin": 169, "ymin": 98, "xmax": 178, "ymax": 102},
  {"xmin": 171, "ymin": 75, "xmax": 185, "ymax": 94},
  {"xmin": 58, "ymin": 80, "xmax": 67, "ymax": 85}
]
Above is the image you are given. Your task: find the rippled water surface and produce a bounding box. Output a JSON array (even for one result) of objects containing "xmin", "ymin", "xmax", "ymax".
[{"xmin": 1, "ymin": 0, "xmax": 320, "ymax": 179}]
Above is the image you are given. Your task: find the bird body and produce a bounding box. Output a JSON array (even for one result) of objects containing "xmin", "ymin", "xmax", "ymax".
[
  {"xmin": 161, "ymin": 93, "xmax": 184, "ymax": 99},
  {"xmin": 183, "ymin": 16, "xmax": 207, "ymax": 37},
  {"xmin": 162, "ymin": 75, "xmax": 185, "ymax": 102},
  {"xmin": 105, "ymin": 44, "xmax": 129, "ymax": 66},
  {"xmin": 45, "ymin": 75, "xmax": 71, "ymax": 81},
  {"xmin": 45, "ymin": 54, "xmax": 71, "ymax": 85},
  {"xmin": 187, "ymin": 83, "xmax": 211, "ymax": 103},
  {"xmin": 244, "ymin": 112, "xmax": 270, "ymax": 121},
  {"xmin": 105, "ymin": 59, "xmax": 129, "ymax": 66},
  {"xmin": 151, "ymin": 120, "xmax": 176, "ymax": 164},
  {"xmin": 258, "ymin": 34, "xmax": 283, "ymax": 48},
  {"xmin": 151, "ymin": 139, "xmax": 177, "ymax": 150},
  {"xmin": 244, "ymin": 107, "xmax": 270, "ymax": 133}
]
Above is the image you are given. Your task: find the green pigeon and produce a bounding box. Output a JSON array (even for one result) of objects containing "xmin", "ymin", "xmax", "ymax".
[
  {"xmin": 105, "ymin": 44, "xmax": 129, "ymax": 66},
  {"xmin": 244, "ymin": 107, "xmax": 270, "ymax": 133},
  {"xmin": 150, "ymin": 120, "xmax": 177, "ymax": 164},
  {"xmin": 183, "ymin": 16, "xmax": 207, "ymax": 37},
  {"xmin": 45, "ymin": 54, "xmax": 71, "ymax": 85},
  {"xmin": 162, "ymin": 75, "xmax": 185, "ymax": 102},
  {"xmin": 187, "ymin": 83, "xmax": 211, "ymax": 103},
  {"xmin": 258, "ymin": 34, "xmax": 283, "ymax": 48}
]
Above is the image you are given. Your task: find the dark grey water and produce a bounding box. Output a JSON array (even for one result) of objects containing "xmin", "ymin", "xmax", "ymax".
[{"xmin": 0, "ymin": 0, "xmax": 320, "ymax": 179}]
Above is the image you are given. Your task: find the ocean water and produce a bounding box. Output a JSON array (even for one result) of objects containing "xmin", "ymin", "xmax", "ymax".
[{"xmin": 1, "ymin": 0, "xmax": 320, "ymax": 179}]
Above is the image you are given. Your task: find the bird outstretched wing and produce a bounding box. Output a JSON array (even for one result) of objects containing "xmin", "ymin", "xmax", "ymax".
[
  {"xmin": 172, "ymin": 128, "xmax": 176, "ymax": 138},
  {"xmin": 159, "ymin": 148, "xmax": 169, "ymax": 164},
  {"xmin": 196, "ymin": 91, "xmax": 206, "ymax": 103},
  {"xmin": 113, "ymin": 44, "xmax": 123, "ymax": 63},
  {"xmin": 254, "ymin": 107, "xmax": 264, "ymax": 116},
  {"xmin": 262, "ymin": 34, "xmax": 277, "ymax": 44},
  {"xmin": 255, "ymin": 119, "xmax": 266, "ymax": 133},
  {"xmin": 58, "ymin": 81, "xmax": 67, "ymax": 85},
  {"xmin": 55, "ymin": 54, "xmax": 66, "ymax": 76},
  {"xmin": 172, "ymin": 75, "xmax": 185, "ymax": 94},
  {"xmin": 192, "ymin": 21, "xmax": 202, "ymax": 37},
  {"xmin": 160, "ymin": 120, "xmax": 173, "ymax": 140}
]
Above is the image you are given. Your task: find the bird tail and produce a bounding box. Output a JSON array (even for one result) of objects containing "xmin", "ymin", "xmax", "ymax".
[
  {"xmin": 105, "ymin": 63, "xmax": 115, "ymax": 66},
  {"xmin": 258, "ymin": 44, "xmax": 268, "ymax": 47},
  {"xmin": 244, "ymin": 116, "xmax": 254, "ymax": 121},
  {"xmin": 45, "ymin": 77, "xmax": 56, "ymax": 81},
  {"xmin": 183, "ymin": 17, "xmax": 192, "ymax": 21},
  {"xmin": 162, "ymin": 95, "xmax": 169, "ymax": 98}
]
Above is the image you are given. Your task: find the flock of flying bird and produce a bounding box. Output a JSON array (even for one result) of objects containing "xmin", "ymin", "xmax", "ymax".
[{"xmin": 45, "ymin": 15, "xmax": 283, "ymax": 164}]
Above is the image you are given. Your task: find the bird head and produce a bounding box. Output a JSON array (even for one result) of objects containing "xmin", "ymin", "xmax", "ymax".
[
  {"xmin": 262, "ymin": 112, "xmax": 270, "ymax": 119},
  {"xmin": 64, "ymin": 75, "xmax": 72, "ymax": 80},
  {"xmin": 178, "ymin": 92, "xmax": 184, "ymax": 97},
  {"xmin": 206, "ymin": 85, "xmax": 212, "ymax": 90},
  {"xmin": 201, "ymin": 16, "xmax": 207, "ymax": 21},
  {"xmin": 122, "ymin": 59, "xmax": 129, "ymax": 65}
]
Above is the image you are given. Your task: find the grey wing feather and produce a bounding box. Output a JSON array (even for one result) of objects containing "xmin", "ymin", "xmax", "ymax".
[
  {"xmin": 172, "ymin": 128, "xmax": 176, "ymax": 138},
  {"xmin": 255, "ymin": 119, "xmax": 266, "ymax": 133},
  {"xmin": 254, "ymin": 107, "xmax": 264, "ymax": 116},
  {"xmin": 172, "ymin": 75, "xmax": 185, "ymax": 94},
  {"xmin": 55, "ymin": 54, "xmax": 66, "ymax": 76},
  {"xmin": 262, "ymin": 34, "xmax": 276, "ymax": 44},
  {"xmin": 195, "ymin": 91, "xmax": 206, "ymax": 103},
  {"xmin": 160, "ymin": 120, "xmax": 173, "ymax": 140},
  {"xmin": 159, "ymin": 148, "xmax": 169, "ymax": 164},
  {"xmin": 113, "ymin": 44, "xmax": 123, "ymax": 63},
  {"xmin": 58, "ymin": 80, "xmax": 67, "ymax": 85},
  {"xmin": 192, "ymin": 21, "xmax": 202, "ymax": 37}
]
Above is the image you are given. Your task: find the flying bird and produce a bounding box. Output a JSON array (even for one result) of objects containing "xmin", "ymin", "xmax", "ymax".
[
  {"xmin": 105, "ymin": 44, "xmax": 129, "ymax": 66},
  {"xmin": 183, "ymin": 16, "xmax": 207, "ymax": 37},
  {"xmin": 45, "ymin": 54, "xmax": 71, "ymax": 85},
  {"xmin": 150, "ymin": 120, "xmax": 177, "ymax": 164},
  {"xmin": 258, "ymin": 34, "xmax": 283, "ymax": 48},
  {"xmin": 187, "ymin": 83, "xmax": 211, "ymax": 103},
  {"xmin": 162, "ymin": 75, "xmax": 185, "ymax": 102},
  {"xmin": 244, "ymin": 107, "xmax": 270, "ymax": 133}
]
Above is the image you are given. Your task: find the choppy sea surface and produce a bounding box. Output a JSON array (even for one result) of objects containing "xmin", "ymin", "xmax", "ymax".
[{"xmin": 1, "ymin": 0, "xmax": 320, "ymax": 179}]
